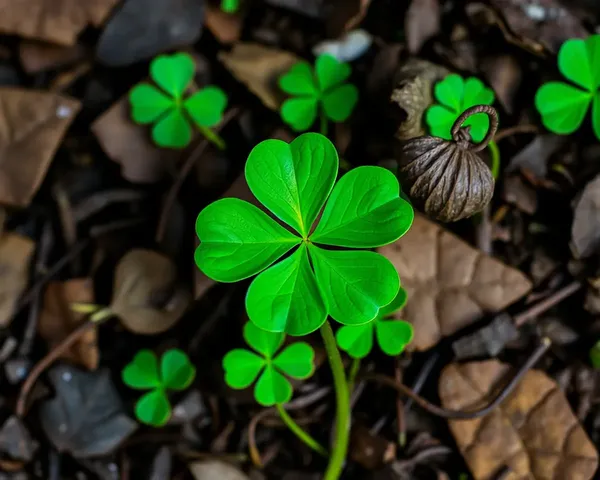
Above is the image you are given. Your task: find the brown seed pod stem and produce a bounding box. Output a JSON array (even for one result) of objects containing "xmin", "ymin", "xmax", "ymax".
[{"xmin": 451, "ymin": 105, "xmax": 499, "ymax": 152}]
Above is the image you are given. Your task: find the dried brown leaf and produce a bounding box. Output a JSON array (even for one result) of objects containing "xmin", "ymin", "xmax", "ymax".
[
  {"xmin": 219, "ymin": 43, "xmax": 301, "ymax": 111},
  {"xmin": 378, "ymin": 215, "xmax": 532, "ymax": 350},
  {"xmin": 0, "ymin": 0, "xmax": 119, "ymax": 46},
  {"xmin": 571, "ymin": 174, "xmax": 600, "ymax": 259},
  {"xmin": 19, "ymin": 41, "xmax": 86, "ymax": 74},
  {"xmin": 38, "ymin": 279, "xmax": 98, "ymax": 370},
  {"xmin": 0, "ymin": 233, "xmax": 34, "ymax": 328},
  {"xmin": 0, "ymin": 88, "xmax": 80, "ymax": 207},
  {"xmin": 111, "ymin": 249, "xmax": 191, "ymax": 335},
  {"xmin": 480, "ymin": 55, "xmax": 521, "ymax": 115},
  {"xmin": 189, "ymin": 460, "xmax": 249, "ymax": 480},
  {"xmin": 439, "ymin": 360, "xmax": 598, "ymax": 479},
  {"xmin": 205, "ymin": 4, "xmax": 243, "ymax": 45},
  {"xmin": 390, "ymin": 59, "xmax": 449, "ymax": 141},
  {"xmin": 405, "ymin": 0, "xmax": 440, "ymax": 54}
]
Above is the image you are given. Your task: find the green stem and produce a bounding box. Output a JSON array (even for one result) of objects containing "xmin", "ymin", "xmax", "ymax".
[
  {"xmin": 275, "ymin": 403, "xmax": 328, "ymax": 457},
  {"xmin": 487, "ymin": 140, "xmax": 500, "ymax": 179},
  {"xmin": 320, "ymin": 110, "xmax": 328, "ymax": 137},
  {"xmin": 320, "ymin": 321, "xmax": 350, "ymax": 480},
  {"xmin": 199, "ymin": 126, "xmax": 226, "ymax": 150},
  {"xmin": 347, "ymin": 358, "xmax": 360, "ymax": 393}
]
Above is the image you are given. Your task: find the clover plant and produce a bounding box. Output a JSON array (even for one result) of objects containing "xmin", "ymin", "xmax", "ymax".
[
  {"xmin": 590, "ymin": 340, "xmax": 600, "ymax": 369},
  {"xmin": 279, "ymin": 54, "xmax": 358, "ymax": 135},
  {"xmin": 426, "ymin": 73, "xmax": 500, "ymax": 178},
  {"xmin": 221, "ymin": 0, "xmax": 240, "ymax": 12},
  {"xmin": 129, "ymin": 52, "xmax": 227, "ymax": 149},
  {"xmin": 122, "ymin": 349, "xmax": 196, "ymax": 426},
  {"xmin": 336, "ymin": 286, "xmax": 414, "ymax": 359},
  {"xmin": 535, "ymin": 35, "xmax": 600, "ymax": 141}
]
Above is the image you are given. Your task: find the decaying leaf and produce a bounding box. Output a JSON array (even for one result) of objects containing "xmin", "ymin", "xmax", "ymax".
[
  {"xmin": 389, "ymin": 59, "xmax": 449, "ymax": 141},
  {"xmin": 19, "ymin": 41, "xmax": 87, "ymax": 74},
  {"xmin": 506, "ymin": 134, "xmax": 564, "ymax": 178},
  {"xmin": 0, "ymin": 0, "xmax": 119, "ymax": 46},
  {"xmin": 571, "ymin": 174, "xmax": 600, "ymax": 259},
  {"xmin": 205, "ymin": 3, "xmax": 243, "ymax": 45},
  {"xmin": 378, "ymin": 215, "xmax": 532, "ymax": 351},
  {"xmin": 405, "ymin": 0, "xmax": 441, "ymax": 54},
  {"xmin": 219, "ymin": 43, "xmax": 301, "ymax": 111},
  {"xmin": 189, "ymin": 460, "xmax": 249, "ymax": 480},
  {"xmin": 39, "ymin": 365, "xmax": 137, "ymax": 458},
  {"xmin": 0, "ymin": 416, "xmax": 38, "ymax": 462},
  {"xmin": 0, "ymin": 88, "xmax": 80, "ymax": 207},
  {"xmin": 110, "ymin": 249, "xmax": 191, "ymax": 335},
  {"xmin": 38, "ymin": 279, "xmax": 98, "ymax": 370},
  {"xmin": 439, "ymin": 360, "xmax": 598, "ymax": 479},
  {"xmin": 0, "ymin": 233, "xmax": 35, "ymax": 328}
]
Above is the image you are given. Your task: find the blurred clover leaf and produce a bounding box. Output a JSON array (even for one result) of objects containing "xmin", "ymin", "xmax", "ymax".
[
  {"xmin": 426, "ymin": 73, "xmax": 495, "ymax": 142},
  {"xmin": 590, "ymin": 340, "xmax": 600, "ymax": 369},
  {"xmin": 535, "ymin": 35, "xmax": 600, "ymax": 141},
  {"xmin": 279, "ymin": 54, "xmax": 358, "ymax": 133},
  {"xmin": 336, "ymin": 286, "xmax": 413, "ymax": 359},
  {"xmin": 195, "ymin": 132, "xmax": 414, "ymax": 336},
  {"xmin": 223, "ymin": 322, "xmax": 315, "ymax": 406},
  {"xmin": 129, "ymin": 52, "xmax": 227, "ymax": 149},
  {"xmin": 122, "ymin": 349, "xmax": 195, "ymax": 426},
  {"xmin": 221, "ymin": 0, "xmax": 240, "ymax": 12}
]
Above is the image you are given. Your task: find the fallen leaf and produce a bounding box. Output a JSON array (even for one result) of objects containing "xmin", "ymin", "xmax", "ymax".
[
  {"xmin": 0, "ymin": 416, "xmax": 38, "ymax": 462},
  {"xmin": 39, "ymin": 365, "xmax": 137, "ymax": 458},
  {"xmin": 0, "ymin": 233, "xmax": 35, "ymax": 328},
  {"xmin": 349, "ymin": 424, "xmax": 396, "ymax": 469},
  {"xmin": 405, "ymin": 0, "xmax": 441, "ymax": 54},
  {"xmin": 219, "ymin": 43, "xmax": 301, "ymax": 111},
  {"xmin": 439, "ymin": 360, "xmax": 598, "ymax": 479},
  {"xmin": 502, "ymin": 175, "xmax": 537, "ymax": 215},
  {"xmin": 38, "ymin": 279, "xmax": 98, "ymax": 370},
  {"xmin": 378, "ymin": 215, "xmax": 532, "ymax": 351},
  {"xmin": 0, "ymin": 88, "xmax": 80, "ymax": 207},
  {"xmin": 480, "ymin": 55, "xmax": 522, "ymax": 115},
  {"xmin": 19, "ymin": 41, "xmax": 87, "ymax": 74},
  {"xmin": 0, "ymin": 0, "xmax": 119, "ymax": 46},
  {"xmin": 506, "ymin": 134, "xmax": 565, "ymax": 178},
  {"xmin": 150, "ymin": 447, "xmax": 172, "ymax": 480},
  {"xmin": 205, "ymin": 3, "xmax": 243, "ymax": 45},
  {"xmin": 189, "ymin": 460, "xmax": 249, "ymax": 480},
  {"xmin": 571, "ymin": 174, "xmax": 600, "ymax": 259},
  {"xmin": 389, "ymin": 59, "xmax": 449, "ymax": 141},
  {"xmin": 111, "ymin": 249, "xmax": 191, "ymax": 335}
]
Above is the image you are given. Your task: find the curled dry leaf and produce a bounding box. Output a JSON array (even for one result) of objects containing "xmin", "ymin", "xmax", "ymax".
[
  {"xmin": 219, "ymin": 43, "xmax": 301, "ymax": 111},
  {"xmin": 0, "ymin": 88, "xmax": 80, "ymax": 207},
  {"xmin": 439, "ymin": 360, "xmax": 598, "ymax": 479},
  {"xmin": 0, "ymin": 0, "xmax": 119, "ymax": 46},
  {"xmin": 110, "ymin": 249, "xmax": 191, "ymax": 335},
  {"xmin": 390, "ymin": 59, "xmax": 449, "ymax": 141},
  {"xmin": 378, "ymin": 215, "xmax": 532, "ymax": 351},
  {"xmin": 571, "ymin": 174, "xmax": 600, "ymax": 259},
  {"xmin": 38, "ymin": 279, "xmax": 98, "ymax": 370}
]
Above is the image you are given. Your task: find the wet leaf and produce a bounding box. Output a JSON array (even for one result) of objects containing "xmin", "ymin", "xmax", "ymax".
[
  {"xmin": 0, "ymin": 88, "xmax": 80, "ymax": 207},
  {"xmin": 439, "ymin": 360, "xmax": 598, "ymax": 479},
  {"xmin": 0, "ymin": 233, "xmax": 35, "ymax": 328},
  {"xmin": 0, "ymin": 0, "xmax": 119, "ymax": 45},
  {"xmin": 571, "ymin": 174, "xmax": 600, "ymax": 258},
  {"xmin": 219, "ymin": 43, "xmax": 301, "ymax": 111},
  {"xmin": 38, "ymin": 279, "xmax": 98, "ymax": 370},
  {"xmin": 0, "ymin": 416, "xmax": 37, "ymax": 462},
  {"xmin": 378, "ymin": 215, "xmax": 532, "ymax": 350},
  {"xmin": 189, "ymin": 460, "xmax": 249, "ymax": 480},
  {"xmin": 39, "ymin": 365, "xmax": 137, "ymax": 458},
  {"xmin": 110, "ymin": 249, "xmax": 191, "ymax": 335},
  {"xmin": 389, "ymin": 59, "xmax": 449, "ymax": 140}
]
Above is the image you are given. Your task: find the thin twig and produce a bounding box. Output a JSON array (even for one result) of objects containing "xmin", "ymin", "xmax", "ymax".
[
  {"xmin": 494, "ymin": 124, "xmax": 539, "ymax": 143},
  {"xmin": 514, "ymin": 281, "xmax": 581, "ymax": 327},
  {"xmin": 404, "ymin": 352, "xmax": 439, "ymax": 412},
  {"xmin": 395, "ymin": 358, "xmax": 406, "ymax": 447}
]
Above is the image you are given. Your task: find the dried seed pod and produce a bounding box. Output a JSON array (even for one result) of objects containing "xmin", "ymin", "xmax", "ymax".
[{"xmin": 398, "ymin": 105, "xmax": 498, "ymax": 222}]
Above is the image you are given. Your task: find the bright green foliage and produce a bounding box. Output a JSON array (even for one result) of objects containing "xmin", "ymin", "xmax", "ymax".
[
  {"xmin": 129, "ymin": 52, "xmax": 227, "ymax": 148},
  {"xmin": 195, "ymin": 133, "xmax": 414, "ymax": 336},
  {"xmin": 535, "ymin": 35, "xmax": 600, "ymax": 140},
  {"xmin": 122, "ymin": 349, "xmax": 196, "ymax": 426},
  {"xmin": 336, "ymin": 287, "xmax": 414, "ymax": 359},
  {"xmin": 221, "ymin": 0, "xmax": 240, "ymax": 12},
  {"xmin": 590, "ymin": 340, "xmax": 600, "ymax": 369},
  {"xmin": 222, "ymin": 322, "xmax": 315, "ymax": 406},
  {"xmin": 425, "ymin": 74, "xmax": 495, "ymax": 142},
  {"xmin": 279, "ymin": 54, "xmax": 358, "ymax": 131}
]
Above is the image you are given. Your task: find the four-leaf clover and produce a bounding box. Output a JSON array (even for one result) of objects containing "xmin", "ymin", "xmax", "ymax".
[
  {"xmin": 336, "ymin": 286, "xmax": 414, "ymax": 359},
  {"xmin": 279, "ymin": 54, "xmax": 358, "ymax": 132},
  {"xmin": 535, "ymin": 35, "xmax": 600, "ymax": 141},
  {"xmin": 129, "ymin": 52, "xmax": 227, "ymax": 149},
  {"xmin": 223, "ymin": 322, "xmax": 315, "ymax": 406},
  {"xmin": 195, "ymin": 133, "xmax": 414, "ymax": 336},
  {"xmin": 426, "ymin": 74, "xmax": 495, "ymax": 142},
  {"xmin": 122, "ymin": 349, "xmax": 196, "ymax": 426}
]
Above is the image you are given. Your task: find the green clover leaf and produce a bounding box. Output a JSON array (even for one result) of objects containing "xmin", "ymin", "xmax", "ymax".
[
  {"xmin": 336, "ymin": 287, "xmax": 414, "ymax": 359},
  {"xmin": 535, "ymin": 35, "xmax": 600, "ymax": 140},
  {"xmin": 129, "ymin": 52, "xmax": 228, "ymax": 149},
  {"xmin": 122, "ymin": 349, "xmax": 196, "ymax": 426},
  {"xmin": 221, "ymin": 0, "xmax": 240, "ymax": 12},
  {"xmin": 279, "ymin": 54, "xmax": 358, "ymax": 132},
  {"xmin": 195, "ymin": 133, "xmax": 414, "ymax": 336},
  {"xmin": 590, "ymin": 340, "xmax": 600, "ymax": 369},
  {"xmin": 425, "ymin": 74, "xmax": 495, "ymax": 142},
  {"xmin": 223, "ymin": 322, "xmax": 315, "ymax": 406}
]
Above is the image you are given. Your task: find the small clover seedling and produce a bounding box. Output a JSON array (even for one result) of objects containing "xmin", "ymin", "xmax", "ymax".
[
  {"xmin": 122, "ymin": 349, "xmax": 195, "ymax": 426},
  {"xmin": 590, "ymin": 340, "xmax": 600, "ymax": 369},
  {"xmin": 221, "ymin": 0, "xmax": 240, "ymax": 12},
  {"xmin": 129, "ymin": 52, "xmax": 227, "ymax": 149},
  {"xmin": 279, "ymin": 54, "xmax": 358, "ymax": 135},
  {"xmin": 223, "ymin": 322, "xmax": 315, "ymax": 405},
  {"xmin": 336, "ymin": 286, "xmax": 414, "ymax": 359},
  {"xmin": 195, "ymin": 133, "xmax": 414, "ymax": 336},
  {"xmin": 535, "ymin": 35, "xmax": 600, "ymax": 141}
]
